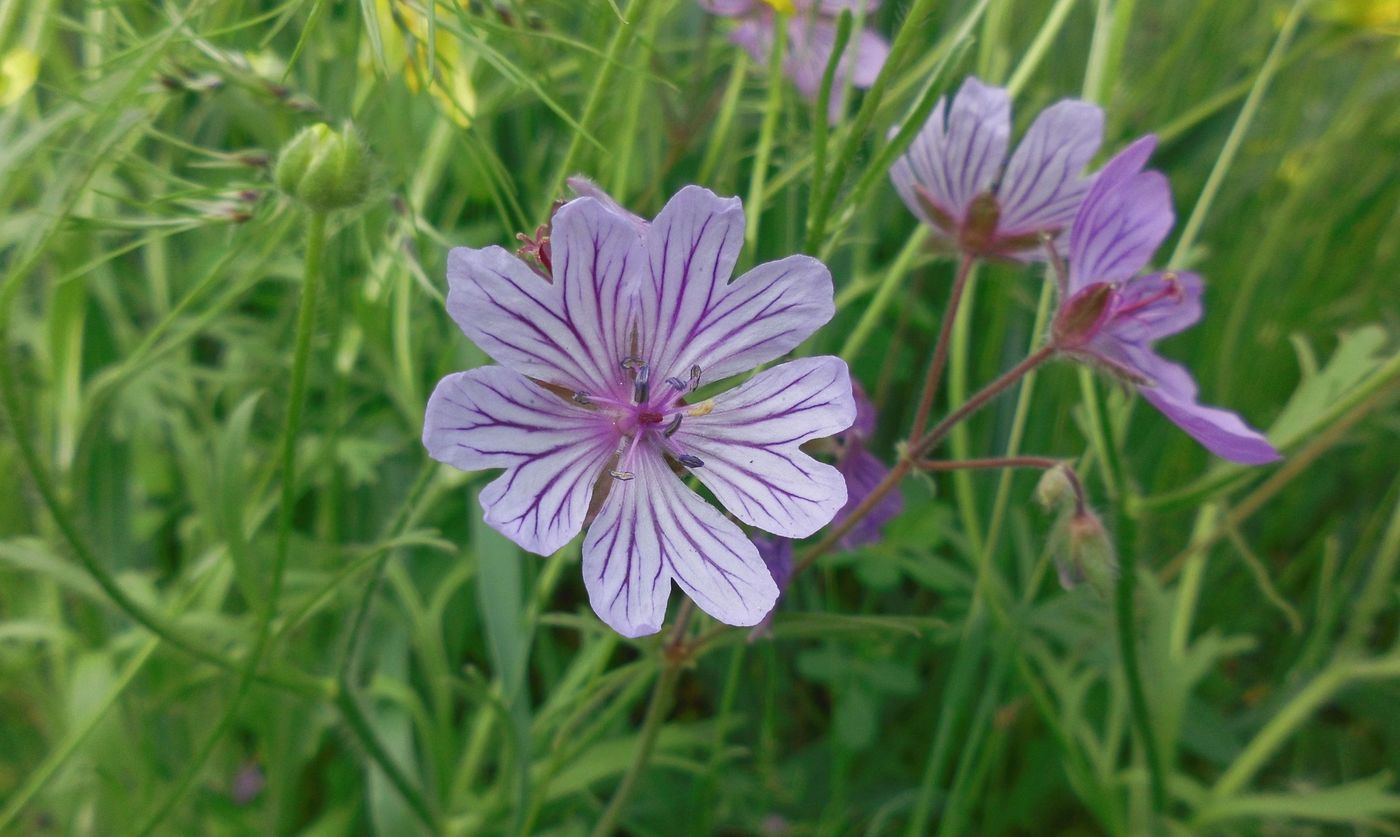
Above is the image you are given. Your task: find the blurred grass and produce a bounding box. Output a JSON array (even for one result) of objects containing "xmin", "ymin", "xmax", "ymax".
[{"xmin": 2, "ymin": 0, "xmax": 1399, "ymax": 834}]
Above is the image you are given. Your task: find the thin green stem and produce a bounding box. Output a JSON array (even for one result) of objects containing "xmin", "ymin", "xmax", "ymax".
[
  {"xmin": 589, "ymin": 663, "xmax": 681, "ymax": 837},
  {"xmin": 137, "ymin": 210, "xmax": 328, "ymax": 834},
  {"xmin": 744, "ymin": 14, "xmax": 787, "ymax": 251},
  {"xmin": 839, "ymin": 227, "xmax": 927, "ymax": 359}
]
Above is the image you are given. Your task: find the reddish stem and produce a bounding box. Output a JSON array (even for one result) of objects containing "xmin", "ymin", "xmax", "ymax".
[
  {"xmin": 909, "ymin": 254, "xmax": 976, "ymax": 439},
  {"xmin": 795, "ymin": 346, "xmax": 1056, "ymax": 575}
]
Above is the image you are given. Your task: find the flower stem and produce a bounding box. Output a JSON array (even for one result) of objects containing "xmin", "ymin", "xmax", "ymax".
[
  {"xmin": 585, "ymin": 624, "xmax": 688, "ymax": 837},
  {"xmin": 136, "ymin": 210, "xmax": 328, "ymax": 834},
  {"xmin": 743, "ymin": 12, "xmax": 787, "ymax": 251},
  {"xmin": 796, "ymin": 346, "xmax": 1055, "ymax": 575},
  {"xmin": 909, "ymin": 253, "xmax": 975, "ymax": 439}
]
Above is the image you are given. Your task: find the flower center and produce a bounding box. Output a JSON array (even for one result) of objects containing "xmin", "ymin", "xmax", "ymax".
[
  {"xmin": 1112, "ymin": 272, "xmax": 1184, "ymax": 319},
  {"xmin": 571, "ymin": 358, "xmax": 713, "ymax": 481}
]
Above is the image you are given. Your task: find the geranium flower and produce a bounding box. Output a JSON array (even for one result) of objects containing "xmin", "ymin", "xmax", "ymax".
[
  {"xmin": 831, "ymin": 381, "xmax": 901, "ymax": 547},
  {"xmin": 1050, "ymin": 137, "xmax": 1280, "ymax": 465},
  {"xmin": 700, "ymin": 0, "xmax": 889, "ymax": 124},
  {"xmin": 424, "ymin": 186, "xmax": 856, "ymax": 636},
  {"xmin": 891, "ymin": 76, "xmax": 1105, "ymax": 260}
]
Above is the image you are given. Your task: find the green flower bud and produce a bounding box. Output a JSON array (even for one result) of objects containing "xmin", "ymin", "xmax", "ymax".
[
  {"xmin": 1055, "ymin": 510, "xmax": 1118, "ymax": 598},
  {"xmin": 1034, "ymin": 464, "xmax": 1077, "ymax": 511},
  {"xmin": 274, "ymin": 123, "xmax": 371, "ymax": 211}
]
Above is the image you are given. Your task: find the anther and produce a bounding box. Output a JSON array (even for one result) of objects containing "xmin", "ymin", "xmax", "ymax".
[
  {"xmin": 609, "ymin": 469, "xmax": 635, "ymax": 481},
  {"xmin": 689, "ymin": 365, "xmax": 702, "ymax": 390},
  {"xmin": 664, "ymin": 376, "xmax": 687, "ymax": 392},
  {"xmin": 663, "ymin": 414, "xmax": 683, "ymax": 437},
  {"xmin": 677, "ymin": 454, "xmax": 704, "ymax": 469},
  {"xmin": 633, "ymin": 379, "xmax": 649, "ymax": 404},
  {"xmin": 572, "ymin": 393, "xmax": 592, "ymax": 406}
]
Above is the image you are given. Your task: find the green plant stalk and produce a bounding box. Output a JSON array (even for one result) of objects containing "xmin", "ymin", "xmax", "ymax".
[
  {"xmin": 543, "ymin": 0, "xmax": 651, "ymax": 216},
  {"xmin": 744, "ymin": 16, "xmax": 787, "ymax": 252},
  {"xmin": 1341, "ymin": 489, "xmax": 1400, "ymax": 653},
  {"xmin": 946, "ymin": 269, "xmax": 985, "ymax": 556},
  {"xmin": 135, "ymin": 210, "xmax": 330, "ymax": 835},
  {"xmin": 802, "ymin": 0, "xmax": 941, "ymax": 254},
  {"xmin": 336, "ymin": 686, "xmax": 442, "ymax": 831},
  {"xmin": 696, "ymin": 54, "xmax": 750, "ymax": 188},
  {"xmin": 1168, "ymin": 0, "xmax": 1312, "ymax": 266},
  {"xmin": 839, "ymin": 227, "xmax": 927, "ymax": 359},
  {"xmin": 1005, "ymin": 0, "xmax": 1078, "ymax": 97},
  {"xmin": 589, "ymin": 662, "xmax": 681, "ymax": 837},
  {"xmin": 810, "ymin": 11, "xmax": 853, "ymax": 198},
  {"xmin": 1207, "ymin": 657, "xmax": 1400, "ymax": 806}
]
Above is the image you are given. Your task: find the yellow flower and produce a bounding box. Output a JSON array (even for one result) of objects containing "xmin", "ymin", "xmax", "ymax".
[
  {"xmin": 1315, "ymin": 0, "xmax": 1400, "ymax": 33},
  {"xmin": 365, "ymin": 0, "xmax": 478, "ymax": 127},
  {"xmin": 761, "ymin": 0, "xmax": 797, "ymax": 14},
  {"xmin": 0, "ymin": 48, "xmax": 38, "ymax": 106}
]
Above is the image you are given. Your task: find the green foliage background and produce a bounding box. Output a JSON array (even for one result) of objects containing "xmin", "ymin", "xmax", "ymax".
[{"xmin": 1, "ymin": 0, "xmax": 1399, "ymax": 833}]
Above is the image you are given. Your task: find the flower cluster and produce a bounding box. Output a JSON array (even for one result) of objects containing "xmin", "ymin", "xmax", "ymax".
[{"xmin": 424, "ymin": 71, "xmax": 1280, "ymax": 639}]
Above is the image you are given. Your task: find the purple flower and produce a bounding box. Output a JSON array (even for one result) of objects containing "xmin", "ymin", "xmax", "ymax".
[
  {"xmin": 701, "ymin": 0, "xmax": 889, "ymax": 124},
  {"xmin": 832, "ymin": 381, "xmax": 901, "ymax": 547},
  {"xmin": 424, "ymin": 186, "xmax": 857, "ymax": 637},
  {"xmin": 1050, "ymin": 136, "xmax": 1280, "ymax": 465},
  {"xmin": 891, "ymin": 76, "xmax": 1105, "ymax": 260}
]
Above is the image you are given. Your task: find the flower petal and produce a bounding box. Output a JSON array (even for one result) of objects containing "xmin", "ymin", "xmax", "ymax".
[
  {"xmin": 892, "ymin": 77, "xmax": 1011, "ymax": 226},
  {"xmin": 566, "ymin": 176, "xmax": 649, "ymax": 235},
  {"xmin": 674, "ymin": 356, "xmax": 855, "ymax": 538},
  {"xmin": 814, "ymin": 0, "xmax": 883, "ymax": 13},
  {"xmin": 423, "ymin": 367, "xmax": 619, "ymax": 554},
  {"xmin": 1094, "ymin": 341, "xmax": 1279, "ymax": 464},
  {"xmin": 1068, "ymin": 135, "xmax": 1172, "ymax": 291},
  {"xmin": 582, "ymin": 448, "xmax": 779, "ymax": 637},
  {"xmin": 728, "ymin": 18, "xmax": 773, "ymax": 64},
  {"xmin": 701, "ymin": 0, "xmax": 758, "ymax": 14},
  {"xmin": 997, "ymin": 99, "xmax": 1104, "ymax": 237},
  {"xmin": 1107, "ymin": 271, "xmax": 1203, "ymax": 343},
  {"xmin": 835, "ymin": 442, "xmax": 902, "ymax": 548},
  {"xmin": 640, "ymin": 186, "xmax": 835, "ymax": 384},
  {"xmin": 447, "ymin": 199, "xmax": 644, "ymax": 399}
]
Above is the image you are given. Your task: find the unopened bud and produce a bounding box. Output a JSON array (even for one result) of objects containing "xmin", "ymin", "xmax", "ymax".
[
  {"xmin": 1035, "ymin": 464, "xmax": 1076, "ymax": 511},
  {"xmin": 1056, "ymin": 510, "xmax": 1118, "ymax": 598},
  {"xmin": 274, "ymin": 123, "xmax": 371, "ymax": 211}
]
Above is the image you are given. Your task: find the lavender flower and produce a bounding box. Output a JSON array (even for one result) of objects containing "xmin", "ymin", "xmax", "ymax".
[
  {"xmin": 891, "ymin": 77, "xmax": 1105, "ymax": 260},
  {"xmin": 1050, "ymin": 136, "xmax": 1280, "ymax": 465},
  {"xmin": 424, "ymin": 186, "xmax": 856, "ymax": 637},
  {"xmin": 748, "ymin": 534, "xmax": 794, "ymax": 639},
  {"xmin": 832, "ymin": 381, "xmax": 901, "ymax": 547},
  {"xmin": 701, "ymin": 1, "xmax": 889, "ymax": 124}
]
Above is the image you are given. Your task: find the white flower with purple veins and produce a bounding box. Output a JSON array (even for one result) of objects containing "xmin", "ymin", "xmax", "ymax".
[
  {"xmin": 424, "ymin": 186, "xmax": 857, "ymax": 637},
  {"xmin": 891, "ymin": 76, "xmax": 1105, "ymax": 260},
  {"xmin": 701, "ymin": 0, "xmax": 890, "ymax": 124},
  {"xmin": 1051, "ymin": 136, "xmax": 1280, "ymax": 465}
]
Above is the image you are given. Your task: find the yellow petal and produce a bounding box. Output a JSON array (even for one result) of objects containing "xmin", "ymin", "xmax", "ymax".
[
  {"xmin": 0, "ymin": 48, "xmax": 39, "ymax": 107},
  {"xmin": 761, "ymin": 0, "xmax": 797, "ymax": 14}
]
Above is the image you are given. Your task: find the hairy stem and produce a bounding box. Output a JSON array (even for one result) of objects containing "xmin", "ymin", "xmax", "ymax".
[{"xmin": 589, "ymin": 662, "xmax": 682, "ymax": 837}]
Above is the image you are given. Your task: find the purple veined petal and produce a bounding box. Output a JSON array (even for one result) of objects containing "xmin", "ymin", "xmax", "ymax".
[
  {"xmin": 996, "ymin": 99, "xmax": 1104, "ymax": 238},
  {"xmin": 582, "ymin": 447, "xmax": 779, "ymax": 637},
  {"xmin": 1093, "ymin": 340, "xmax": 1280, "ymax": 464},
  {"xmin": 674, "ymin": 356, "xmax": 856, "ymax": 538},
  {"xmin": 1104, "ymin": 271, "xmax": 1204, "ymax": 343},
  {"xmin": 423, "ymin": 367, "xmax": 620, "ymax": 554},
  {"xmin": 1068, "ymin": 135, "xmax": 1171, "ymax": 291},
  {"xmin": 834, "ymin": 441, "xmax": 902, "ymax": 548},
  {"xmin": 700, "ymin": 0, "xmax": 759, "ymax": 15},
  {"xmin": 566, "ymin": 176, "xmax": 650, "ymax": 236},
  {"xmin": 847, "ymin": 27, "xmax": 889, "ymax": 88},
  {"xmin": 639, "ymin": 186, "xmax": 835, "ymax": 384},
  {"xmin": 447, "ymin": 198, "xmax": 644, "ymax": 399},
  {"xmin": 891, "ymin": 77, "xmax": 1011, "ymax": 228}
]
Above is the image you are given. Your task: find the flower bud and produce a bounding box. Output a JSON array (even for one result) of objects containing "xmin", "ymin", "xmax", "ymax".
[
  {"xmin": 1034, "ymin": 464, "xmax": 1077, "ymax": 511},
  {"xmin": 274, "ymin": 123, "xmax": 371, "ymax": 211},
  {"xmin": 1055, "ymin": 509, "xmax": 1118, "ymax": 598}
]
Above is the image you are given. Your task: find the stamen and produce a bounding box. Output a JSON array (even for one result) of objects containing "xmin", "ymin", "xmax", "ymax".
[
  {"xmin": 689, "ymin": 365, "xmax": 702, "ymax": 390},
  {"xmin": 572, "ymin": 393, "xmax": 592, "ymax": 406},
  {"xmin": 677, "ymin": 454, "xmax": 704, "ymax": 469},
  {"xmin": 664, "ymin": 376, "xmax": 687, "ymax": 392},
  {"xmin": 663, "ymin": 414, "xmax": 683, "ymax": 437},
  {"xmin": 686, "ymin": 400, "xmax": 715, "ymax": 418},
  {"xmin": 634, "ymin": 379, "xmax": 649, "ymax": 404},
  {"xmin": 609, "ymin": 469, "xmax": 635, "ymax": 481}
]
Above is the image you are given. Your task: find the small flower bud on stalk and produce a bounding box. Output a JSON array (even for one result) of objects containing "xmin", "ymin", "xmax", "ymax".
[
  {"xmin": 274, "ymin": 122, "xmax": 371, "ymax": 212},
  {"xmin": 1055, "ymin": 509, "xmax": 1118, "ymax": 598}
]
